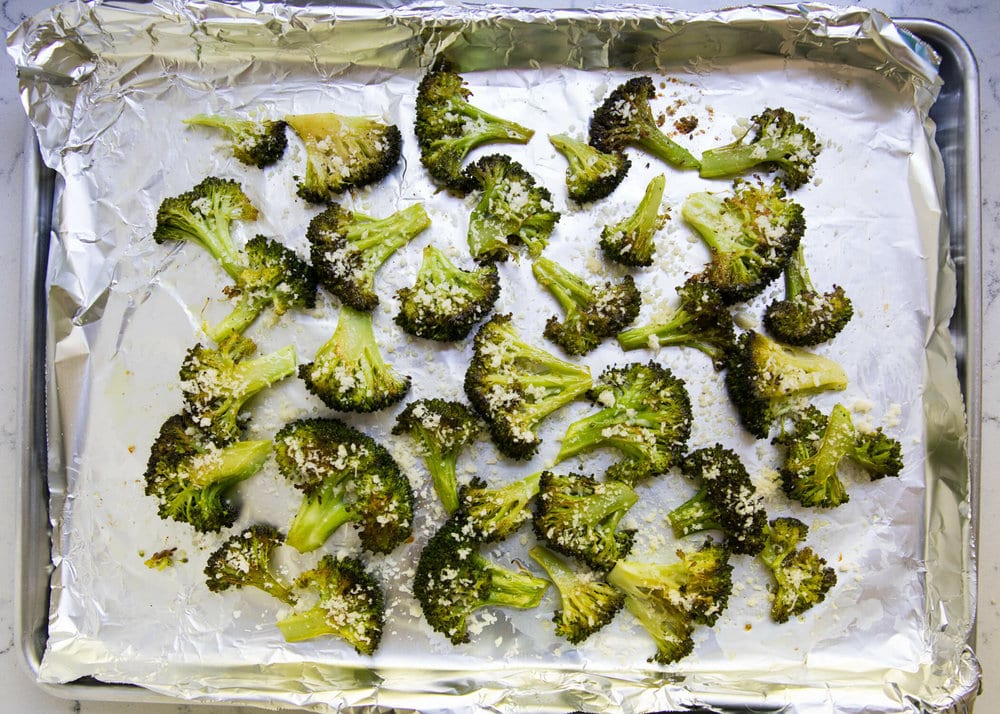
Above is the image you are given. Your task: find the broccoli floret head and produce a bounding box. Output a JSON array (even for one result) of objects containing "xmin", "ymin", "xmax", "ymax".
[
  {"xmin": 607, "ymin": 542, "xmax": 734, "ymax": 664},
  {"xmin": 204, "ymin": 524, "xmax": 296, "ymax": 605},
  {"xmin": 555, "ymin": 362, "xmax": 692, "ymax": 485},
  {"xmin": 548, "ymin": 133, "xmax": 630, "ymax": 204},
  {"xmin": 599, "ymin": 173, "xmax": 667, "ymax": 267},
  {"xmin": 668, "ymin": 445, "xmax": 767, "ymax": 556},
  {"xmin": 180, "ymin": 335, "xmax": 297, "ymax": 446},
  {"xmin": 851, "ymin": 427, "xmax": 904, "ymax": 479},
  {"xmin": 274, "ymin": 418, "xmax": 413, "ymax": 554},
  {"xmin": 392, "ymin": 399, "xmax": 482, "ymax": 514},
  {"xmin": 183, "ymin": 114, "xmax": 288, "ymax": 168},
  {"xmin": 414, "ymin": 515, "xmax": 549, "ymax": 644},
  {"xmin": 307, "ymin": 202, "xmax": 431, "ymax": 311},
  {"xmin": 533, "ymin": 471, "xmax": 638, "ymax": 571},
  {"xmin": 457, "ymin": 471, "xmax": 541, "ymax": 543},
  {"xmin": 724, "ymin": 330, "xmax": 848, "ymax": 439},
  {"xmin": 153, "ymin": 176, "xmax": 259, "ymax": 280},
  {"xmin": 588, "ymin": 76, "xmax": 700, "ymax": 170},
  {"xmin": 763, "ymin": 244, "xmax": 853, "ymax": 346},
  {"xmin": 465, "ymin": 154, "xmax": 560, "ymax": 262},
  {"xmin": 276, "ymin": 554, "xmax": 385, "ymax": 655},
  {"xmin": 683, "ymin": 179, "xmax": 805, "ymax": 304},
  {"xmin": 395, "ymin": 245, "xmax": 501, "ymax": 341},
  {"xmin": 699, "ymin": 107, "xmax": 821, "ymax": 190},
  {"xmin": 532, "ymin": 256, "xmax": 641, "ymax": 356},
  {"xmin": 285, "ymin": 112, "xmax": 402, "ymax": 203},
  {"xmin": 206, "ymin": 235, "xmax": 318, "ymax": 343},
  {"xmin": 759, "ymin": 517, "xmax": 837, "ymax": 623},
  {"xmin": 415, "ymin": 57, "xmax": 534, "ymax": 195},
  {"xmin": 299, "ymin": 306, "xmax": 411, "ymax": 413},
  {"xmin": 464, "ymin": 314, "xmax": 592, "ymax": 459},
  {"xmin": 143, "ymin": 413, "xmax": 272, "ymax": 533},
  {"xmin": 528, "ymin": 545, "xmax": 625, "ymax": 644}
]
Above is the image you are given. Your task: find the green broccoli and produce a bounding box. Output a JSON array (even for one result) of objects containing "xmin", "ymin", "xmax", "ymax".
[
  {"xmin": 392, "ymin": 399, "xmax": 482, "ymax": 514},
  {"xmin": 143, "ymin": 413, "xmax": 271, "ymax": 533},
  {"xmin": 588, "ymin": 76, "xmax": 700, "ymax": 170},
  {"xmin": 457, "ymin": 471, "xmax": 542, "ymax": 543},
  {"xmin": 205, "ymin": 235, "xmax": 317, "ymax": 343},
  {"xmin": 395, "ymin": 245, "xmax": 501, "ymax": 341},
  {"xmin": 699, "ymin": 108, "xmax": 821, "ymax": 190},
  {"xmin": 273, "ymin": 418, "xmax": 413, "ymax": 554},
  {"xmin": 284, "ymin": 112, "xmax": 402, "ymax": 203},
  {"xmin": 413, "ymin": 515, "xmax": 549, "ymax": 644},
  {"xmin": 599, "ymin": 173, "xmax": 667, "ymax": 267},
  {"xmin": 276, "ymin": 554, "xmax": 385, "ymax": 655},
  {"xmin": 415, "ymin": 57, "xmax": 534, "ymax": 195},
  {"xmin": 153, "ymin": 176, "xmax": 259, "ymax": 280},
  {"xmin": 607, "ymin": 542, "xmax": 734, "ymax": 664},
  {"xmin": 668, "ymin": 445, "xmax": 767, "ymax": 556},
  {"xmin": 724, "ymin": 330, "xmax": 848, "ymax": 439},
  {"xmin": 533, "ymin": 471, "xmax": 638, "ymax": 571},
  {"xmin": 204, "ymin": 524, "xmax": 296, "ymax": 605},
  {"xmin": 179, "ymin": 335, "xmax": 297, "ymax": 446},
  {"xmin": 617, "ymin": 278, "xmax": 736, "ymax": 370},
  {"xmin": 306, "ymin": 202, "xmax": 431, "ymax": 311},
  {"xmin": 531, "ymin": 255, "xmax": 641, "ymax": 356},
  {"xmin": 528, "ymin": 545, "xmax": 624, "ymax": 644},
  {"xmin": 682, "ymin": 179, "xmax": 804, "ymax": 304},
  {"xmin": 465, "ymin": 154, "xmax": 560, "ymax": 262},
  {"xmin": 763, "ymin": 244, "xmax": 853, "ymax": 346},
  {"xmin": 554, "ymin": 362, "xmax": 692, "ymax": 485},
  {"xmin": 183, "ymin": 114, "xmax": 288, "ymax": 168},
  {"xmin": 758, "ymin": 518, "xmax": 837, "ymax": 623},
  {"xmin": 548, "ymin": 133, "xmax": 630, "ymax": 204},
  {"xmin": 464, "ymin": 314, "xmax": 592, "ymax": 459},
  {"xmin": 299, "ymin": 306, "xmax": 411, "ymax": 413}
]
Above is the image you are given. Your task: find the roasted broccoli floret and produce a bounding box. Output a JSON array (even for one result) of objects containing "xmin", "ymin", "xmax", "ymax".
[
  {"xmin": 683, "ymin": 179, "xmax": 804, "ymax": 304},
  {"xmin": 299, "ymin": 306, "xmax": 411, "ymax": 413},
  {"xmin": 763, "ymin": 244, "xmax": 853, "ymax": 346},
  {"xmin": 392, "ymin": 399, "xmax": 482, "ymax": 514},
  {"xmin": 204, "ymin": 524, "xmax": 296, "ymax": 605},
  {"xmin": 528, "ymin": 545, "xmax": 624, "ymax": 644},
  {"xmin": 531, "ymin": 255, "xmax": 641, "ymax": 356},
  {"xmin": 183, "ymin": 114, "xmax": 288, "ymax": 168},
  {"xmin": 413, "ymin": 515, "xmax": 549, "ymax": 644},
  {"xmin": 773, "ymin": 404, "xmax": 902, "ymax": 508},
  {"xmin": 699, "ymin": 108, "xmax": 821, "ymax": 190},
  {"xmin": 153, "ymin": 176, "xmax": 259, "ymax": 280},
  {"xmin": 206, "ymin": 235, "xmax": 317, "ymax": 343},
  {"xmin": 548, "ymin": 133, "xmax": 630, "ymax": 204},
  {"xmin": 555, "ymin": 362, "xmax": 692, "ymax": 485},
  {"xmin": 457, "ymin": 471, "xmax": 541, "ymax": 543},
  {"xmin": 273, "ymin": 418, "xmax": 413, "ymax": 554},
  {"xmin": 180, "ymin": 335, "xmax": 297, "ymax": 446},
  {"xmin": 724, "ymin": 330, "xmax": 847, "ymax": 439},
  {"xmin": 607, "ymin": 542, "xmax": 734, "ymax": 665},
  {"xmin": 395, "ymin": 245, "xmax": 501, "ymax": 341},
  {"xmin": 533, "ymin": 471, "xmax": 638, "ymax": 571},
  {"xmin": 589, "ymin": 76, "xmax": 700, "ymax": 170},
  {"xmin": 465, "ymin": 154, "xmax": 560, "ymax": 262},
  {"xmin": 285, "ymin": 112, "xmax": 402, "ymax": 203},
  {"xmin": 668, "ymin": 445, "xmax": 767, "ymax": 556},
  {"xmin": 143, "ymin": 413, "xmax": 271, "ymax": 533},
  {"xmin": 758, "ymin": 517, "xmax": 837, "ymax": 623},
  {"xmin": 415, "ymin": 57, "xmax": 534, "ymax": 194},
  {"xmin": 276, "ymin": 554, "xmax": 385, "ymax": 655},
  {"xmin": 307, "ymin": 202, "xmax": 431, "ymax": 311},
  {"xmin": 617, "ymin": 278, "xmax": 736, "ymax": 370},
  {"xmin": 464, "ymin": 314, "xmax": 592, "ymax": 459},
  {"xmin": 599, "ymin": 174, "xmax": 667, "ymax": 267}
]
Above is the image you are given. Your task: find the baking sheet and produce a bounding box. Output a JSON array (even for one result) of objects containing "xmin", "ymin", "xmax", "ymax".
[{"xmin": 8, "ymin": 2, "xmax": 979, "ymax": 712}]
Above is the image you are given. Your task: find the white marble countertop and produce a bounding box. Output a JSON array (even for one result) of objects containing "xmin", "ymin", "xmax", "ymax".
[{"xmin": 1, "ymin": 0, "xmax": 995, "ymax": 711}]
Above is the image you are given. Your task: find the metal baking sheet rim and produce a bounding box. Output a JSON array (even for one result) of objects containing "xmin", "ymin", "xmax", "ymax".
[{"xmin": 11, "ymin": 14, "xmax": 983, "ymax": 714}]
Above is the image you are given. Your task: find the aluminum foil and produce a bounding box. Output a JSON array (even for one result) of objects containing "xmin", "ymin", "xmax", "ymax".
[{"xmin": 7, "ymin": 1, "xmax": 978, "ymax": 712}]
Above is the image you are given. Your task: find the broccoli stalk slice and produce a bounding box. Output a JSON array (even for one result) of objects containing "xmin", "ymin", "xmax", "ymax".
[
  {"xmin": 758, "ymin": 518, "xmax": 837, "ymax": 623},
  {"xmin": 483, "ymin": 562, "xmax": 551, "ymax": 609},
  {"xmin": 775, "ymin": 404, "xmax": 855, "ymax": 508},
  {"xmin": 599, "ymin": 174, "xmax": 666, "ymax": 267},
  {"xmin": 286, "ymin": 483, "xmax": 353, "ymax": 553},
  {"xmin": 548, "ymin": 133, "xmax": 630, "ymax": 204},
  {"xmin": 184, "ymin": 440, "xmax": 275, "ymax": 488},
  {"xmin": 458, "ymin": 471, "xmax": 542, "ymax": 542},
  {"xmin": 183, "ymin": 114, "xmax": 288, "ymax": 168},
  {"xmin": 763, "ymin": 244, "xmax": 853, "ymax": 346},
  {"xmin": 204, "ymin": 525, "xmax": 297, "ymax": 605}
]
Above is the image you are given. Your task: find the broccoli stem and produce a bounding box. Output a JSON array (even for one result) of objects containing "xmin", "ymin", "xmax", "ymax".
[
  {"xmin": 699, "ymin": 144, "xmax": 770, "ymax": 179},
  {"xmin": 275, "ymin": 608, "xmax": 332, "ymax": 642},
  {"xmin": 348, "ymin": 203, "xmax": 431, "ymax": 265},
  {"xmin": 556, "ymin": 409, "xmax": 663, "ymax": 463},
  {"xmin": 206, "ymin": 295, "xmax": 268, "ymax": 343},
  {"xmin": 482, "ymin": 563, "xmax": 550, "ymax": 610},
  {"xmin": 231, "ymin": 345, "xmax": 298, "ymax": 396},
  {"xmin": 286, "ymin": 490, "xmax": 353, "ymax": 553},
  {"xmin": 427, "ymin": 453, "xmax": 460, "ymax": 514},
  {"xmin": 637, "ymin": 130, "xmax": 700, "ymax": 171},
  {"xmin": 185, "ymin": 440, "xmax": 273, "ymax": 488},
  {"xmin": 667, "ymin": 488, "xmax": 719, "ymax": 537},
  {"xmin": 681, "ymin": 192, "xmax": 737, "ymax": 256},
  {"xmin": 782, "ymin": 244, "xmax": 812, "ymax": 298},
  {"xmin": 617, "ymin": 311, "xmax": 719, "ymax": 359},
  {"xmin": 455, "ymin": 102, "xmax": 534, "ymax": 143},
  {"xmin": 531, "ymin": 257, "xmax": 594, "ymax": 315}
]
